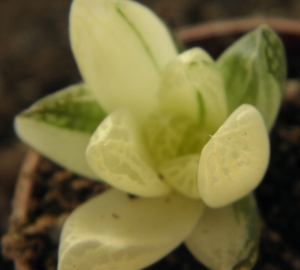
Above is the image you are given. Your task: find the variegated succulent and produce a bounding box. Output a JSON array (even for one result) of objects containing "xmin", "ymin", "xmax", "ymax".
[{"xmin": 15, "ymin": 0, "xmax": 286, "ymax": 269}]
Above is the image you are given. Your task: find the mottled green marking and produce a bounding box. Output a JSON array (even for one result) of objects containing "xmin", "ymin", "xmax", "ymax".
[
  {"xmin": 233, "ymin": 245, "xmax": 258, "ymax": 270},
  {"xmin": 20, "ymin": 86, "xmax": 107, "ymax": 134},
  {"xmin": 189, "ymin": 61, "xmax": 198, "ymax": 68},
  {"xmin": 232, "ymin": 196, "xmax": 260, "ymax": 269},
  {"xmin": 262, "ymin": 27, "xmax": 286, "ymax": 90},
  {"xmin": 217, "ymin": 25, "xmax": 286, "ymax": 130},
  {"xmin": 201, "ymin": 59, "xmax": 212, "ymax": 66}
]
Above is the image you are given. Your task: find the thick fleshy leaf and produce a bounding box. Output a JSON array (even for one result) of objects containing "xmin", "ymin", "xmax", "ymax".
[
  {"xmin": 159, "ymin": 48, "xmax": 228, "ymax": 134},
  {"xmin": 185, "ymin": 194, "xmax": 260, "ymax": 270},
  {"xmin": 15, "ymin": 83, "xmax": 106, "ymax": 179},
  {"xmin": 158, "ymin": 154, "xmax": 201, "ymax": 199},
  {"xmin": 58, "ymin": 188, "xmax": 205, "ymax": 270},
  {"xmin": 198, "ymin": 104, "xmax": 269, "ymax": 208},
  {"xmin": 86, "ymin": 109, "xmax": 170, "ymax": 197},
  {"xmin": 144, "ymin": 112, "xmax": 208, "ymax": 165},
  {"xmin": 217, "ymin": 25, "xmax": 286, "ymax": 130},
  {"xmin": 70, "ymin": 0, "xmax": 178, "ymax": 123}
]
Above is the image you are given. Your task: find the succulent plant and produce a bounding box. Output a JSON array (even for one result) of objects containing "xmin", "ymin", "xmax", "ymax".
[{"xmin": 15, "ymin": 0, "xmax": 286, "ymax": 269}]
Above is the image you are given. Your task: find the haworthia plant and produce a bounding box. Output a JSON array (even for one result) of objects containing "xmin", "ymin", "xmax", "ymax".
[{"xmin": 14, "ymin": 0, "xmax": 287, "ymax": 269}]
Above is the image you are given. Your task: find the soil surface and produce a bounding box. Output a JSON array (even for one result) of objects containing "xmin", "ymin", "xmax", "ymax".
[{"xmin": 1, "ymin": 0, "xmax": 300, "ymax": 269}]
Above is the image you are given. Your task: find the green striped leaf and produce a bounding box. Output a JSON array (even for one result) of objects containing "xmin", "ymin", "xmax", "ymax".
[
  {"xmin": 217, "ymin": 25, "xmax": 286, "ymax": 130},
  {"xmin": 19, "ymin": 83, "xmax": 106, "ymax": 133},
  {"xmin": 159, "ymin": 48, "xmax": 228, "ymax": 134},
  {"xmin": 15, "ymin": 83, "xmax": 106, "ymax": 179},
  {"xmin": 70, "ymin": 0, "xmax": 178, "ymax": 123}
]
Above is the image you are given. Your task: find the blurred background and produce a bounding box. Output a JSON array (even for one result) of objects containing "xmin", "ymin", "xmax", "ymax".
[{"xmin": 0, "ymin": 0, "xmax": 300, "ymax": 269}]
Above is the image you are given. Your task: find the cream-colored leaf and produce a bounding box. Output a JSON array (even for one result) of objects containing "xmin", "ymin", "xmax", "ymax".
[
  {"xmin": 158, "ymin": 155, "xmax": 201, "ymax": 199},
  {"xmin": 86, "ymin": 109, "xmax": 170, "ymax": 197},
  {"xmin": 14, "ymin": 83, "xmax": 102, "ymax": 180},
  {"xmin": 185, "ymin": 195, "xmax": 260, "ymax": 270},
  {"xmin": 70, "ymin": 0, "xmax": 177, "ymax": 122},
  {"xmin": 58, "ymin": 188, "xmax": 205, "ymax": 270},
  {"xmin": 159, "ymin": 48, "xmax": 227, "ymax": 133},
  {"xmin": 198, "ymin": 104, "xmax": 269, "ymax": 207}
]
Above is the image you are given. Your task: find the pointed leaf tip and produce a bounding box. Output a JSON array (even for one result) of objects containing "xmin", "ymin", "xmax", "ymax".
[
  {"xmin": 159, "ymin": 48, "xmax": 228, "ymax": 134},
  {"xmin": 15, "ymin": 83, "xmax": 106, "ymax": 179},
  {"xmin": 70, "ymin": 0, "xmax": 178, "ymax": 122},
  {"xmin": 217, "ymin": 25, "xmax": 286, "ymax": 130}
]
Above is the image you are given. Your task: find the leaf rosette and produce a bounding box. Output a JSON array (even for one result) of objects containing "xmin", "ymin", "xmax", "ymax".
[{"xmin": 15, "ymin": 0, "xmax": 286, "ymax": 269}]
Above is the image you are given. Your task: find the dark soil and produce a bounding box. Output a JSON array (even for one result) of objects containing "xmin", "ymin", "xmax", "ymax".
[
  {"xmin": 1, "ymin": 0, "xmax": 300, "ymax": 269},
  {"xmin": 2, "ymin": 155, "xmax": 110, "ymax": 270}
]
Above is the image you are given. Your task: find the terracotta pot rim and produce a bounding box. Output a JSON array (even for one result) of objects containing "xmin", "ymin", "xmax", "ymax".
[
  {"xmin": 176, "ymin": 17, "xmax": 300, "ymax": 43},
  {"xmin": 9, "ymin": 149, "xmax": 41, "ymax": 270},
  {"xmin": 11, "ymin": 149, "xmax": 41, "ymax": 224}
]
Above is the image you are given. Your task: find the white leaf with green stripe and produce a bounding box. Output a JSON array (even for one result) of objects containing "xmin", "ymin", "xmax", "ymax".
[
  {"xmin": 217, "ymin": 25, "xmax": 286, "ymax": 130},
  {"xmin": 58, "ymin": 188, "xmax": 204, "ymax": 270},
  {"xmin": 70, "ymin": 0, "xmax": 178, "ymax": 123},
  {"xmin": 159, "ymin": 48, "xmax": 228, "ymax": 134},
  {"xmin": 198, "ymin": 104, "xmax": 269, "ymax": 208},
  {"xmin": 15, "ymin": 83, "xmax": 106, "ymax": 180},
  {"xmin": 86, "ymin": 109, "xmax": 171, "ymax": 197},
  {"xmin": 185, "ymin": 195, "xmax": 260, "ymax": 270}
]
